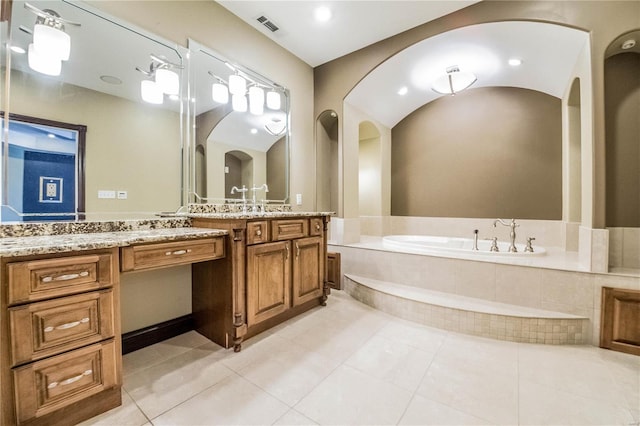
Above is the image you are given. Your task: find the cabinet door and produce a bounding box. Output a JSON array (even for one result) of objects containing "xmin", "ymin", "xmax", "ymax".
[
  {"xmin": 246, "ymin": 241, "xmax": 291, "ymax": 326},
  {"xmin": 292, "ymin": 237, "xmax": 324, "ymax": 307}
]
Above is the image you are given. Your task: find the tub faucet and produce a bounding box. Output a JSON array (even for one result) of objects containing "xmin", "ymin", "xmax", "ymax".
[
  {"xmin": 493, "ymin": 218, "xmax": 519, "ymax": 253},
  {"xmin": 472, "ymin": 229, "xmax": 479, "ymax": 251}
]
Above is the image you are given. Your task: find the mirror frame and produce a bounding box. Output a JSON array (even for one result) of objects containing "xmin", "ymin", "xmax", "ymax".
[{"xmin": 186, "ymin": 39, "xmax": 290, "ymax": 206}]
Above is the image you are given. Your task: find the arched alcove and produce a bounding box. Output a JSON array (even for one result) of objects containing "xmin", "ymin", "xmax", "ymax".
[
  {"xmin": 358, "ymin": 121, "xmax": 382, "ymax": 216},
  {"xmin": 225, "ymin": 150, "xmax": 253, "ymax": 199},
  {"xmin": 195, "ymin": 144, "xmax": 207, "ymax": 200},
  {"xmin": 316, "ymin": 110, "xmax": 339, "ymax": 212}
]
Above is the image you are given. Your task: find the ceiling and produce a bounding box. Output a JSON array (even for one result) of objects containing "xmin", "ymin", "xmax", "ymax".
[
  {"xmin": 216, "ymin": 1, "xmax": 479, "ymax": 67},
  {"xmin": 218, "ymin": 1, "xmax": 591, "ymax": 128}
]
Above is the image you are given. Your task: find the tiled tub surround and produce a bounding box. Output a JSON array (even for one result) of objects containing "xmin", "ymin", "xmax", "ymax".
[
  {"xmin": 609, "ymin": 227, "xmax": 640, "ymax": 273},
  {"xmin": 330, "ymin": 240, "xmax": 640, "ymax": 345},
  {"xmin": 345, "ymin": 275, "xmax": 589, "ymax": 344}
]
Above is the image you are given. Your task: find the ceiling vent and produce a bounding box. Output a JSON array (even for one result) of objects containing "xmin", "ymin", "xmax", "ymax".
[{"xmin": 256, "ymin": 15, "xmax": 279, "ymax": 33}]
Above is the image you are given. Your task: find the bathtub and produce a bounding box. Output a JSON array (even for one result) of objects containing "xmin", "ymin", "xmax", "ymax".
[{"xmin": 382, "ymin": 235, "xmax": 546, "ymax": 256}]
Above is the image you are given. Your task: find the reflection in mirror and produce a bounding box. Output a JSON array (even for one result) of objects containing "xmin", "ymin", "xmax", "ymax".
[
  {"xmin": 316, "ymin": 110, "xmax": 338, "ymax": 213},
  {"xmin": 1, "ymin": 0, "xmax": 186, "ymax": 222},
  {"xmin": 1, "ymin": 113, "xmax": 86, "ymax": 221},
  {"xmin": 188, "ymin": 39, "xmax": 289, "ymax": 207}
]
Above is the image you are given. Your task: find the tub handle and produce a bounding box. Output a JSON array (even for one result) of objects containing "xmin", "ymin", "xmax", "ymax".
[{"xmin": 525, "ymin": 237, "xmax": 535, "ymax": 253}]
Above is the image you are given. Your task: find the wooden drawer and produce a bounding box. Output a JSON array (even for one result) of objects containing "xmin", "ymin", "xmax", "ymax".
[
  {"xmin": 13, "ymin": 340, "xmax": 120, "ymax": 424},
  {"xmin": 271, "ymin": 219, "xmax": 309, "ymax": 241},
  {"xmin": 7, "ymin": 253, "xmax": 116, "ymax": 305},
  {"xmin": 309, "ymin": 217, "xmax": 324, "ymax": 236},
  {"xmin": 120, "ymin": 237, "xmax": 225, "ymax": 272},
  {"xmin": 247, "ymin": 221, "xmax": 269, "ymax": 245},
  {"xmin": 9, "ymin": 290, "xmax": 115, "ymax": 367}
]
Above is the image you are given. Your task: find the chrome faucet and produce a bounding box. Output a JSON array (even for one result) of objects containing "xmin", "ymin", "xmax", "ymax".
[
  {"xmin": 230, "ymin": 185, "xmax": 248, "ymax": 213},
  {"xmin": 250, "ymin": 184, "xmax": 269, "ymax": 212},
  {"xmin": 493, "ymin": 218, "xmax": 519, "ymax": 252},
  {"xmin": 472, "ymin": 229, "xmax": 479, "ymax": 251}
]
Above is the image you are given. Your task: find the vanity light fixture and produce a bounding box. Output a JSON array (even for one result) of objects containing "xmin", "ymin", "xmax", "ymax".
[
  {"xmin": 24, "ymin": 2, "xmax": 81, "ymax": 76},
  {"xmin": 232, "ymin": 94, "xmax": 248, "ymax": 112},
  {"xmin": 136, "ymin": 54, "xmax": 183, "ymax": 104},
  {"xmin": 140, "ymin": 80, "xmax": 163, "ymax": 104},
  {"xmin": 431, "ymin": 65, "xmax": 477, "ymax": 96},
  {"xmin": 266, "ymin": 90, "xmax": 281, "ymax": 110},
  {"xmin": 229, "ymin": 74, "xmax": 247, "ymax": 96},
  {"xmin": 249, "ymin": 86, "xmax": 265, "ymax": 115},
  {"xmin": 212, "ymin": 81, "xmax": 229, "ymax": 104}
]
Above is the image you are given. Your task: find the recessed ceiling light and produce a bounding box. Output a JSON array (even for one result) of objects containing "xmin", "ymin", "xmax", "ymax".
[
  {"xmin": 10, "ymin": 45, "xmax": 26, "ymax": 54},
  {"xmin": 251, "ymin": 128, "xmax": 258, "ymax": 134},
  {"xmin": 100, "ymin": 75, "xmax": 122, "ymax": 85},
  {"xmin": 47, "ymin": 133, "xmax": 56, "ymax": 139},
  {"xmin": 314, "ymin": 6, "xmax": 332, "ymax": 22},
  {"xmin": 397, "ymin": 86, "xmax": 408, "ymax": 96},
  {"xmin": 508, "ymin": 58, "xmax": 522, "ymax": 66},
  {"xmin": 621, "ymin": 39, "xmax": 636, "ymax": 50}
]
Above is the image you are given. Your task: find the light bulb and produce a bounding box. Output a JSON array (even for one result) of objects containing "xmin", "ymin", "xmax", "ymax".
[
  {"xmin": 155, "ymin": 68, "xmax": 179, "ymax": 95},
  {"xmin": 33, "ymin": 24, "xmax": 70, "ymax": 61},
  {"xmin": 28, "ymin": 43, "xmax": 61, "ymax": 76},
  {"xmin": 232, "ymin": 94, "xmax": 247, "ymax": 112},
  {"xmin": 266, "ymin": 90, "xmax": 281, "ymax": 110},
  {"xmin": 249, "ymin": 86, "xmax": 265, "ymax": 115},
  {"xmin": 141, "ymin": 80, "xmax": 163, "ymax": 104},
  {"xmin": 212, "ymin": 82, "xmax": 229, "ymax": 104},
  {"xmin": 229, "ymin": 74, "xmax": 246, "ymax": 95}
]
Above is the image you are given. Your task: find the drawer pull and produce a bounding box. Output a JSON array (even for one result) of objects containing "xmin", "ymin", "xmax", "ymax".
[
  {"xmin": 256, "ymin": 229, "xmax": 262, "ymax": 237},
  {"xmin": 44, "ymin": 317, "xmax": 90, "ymax": 333},
  {"xmin": 47, "ymin": 369, "xmax": 93, "ymax": 389},
  {"xmin": 165, "ymin": 249, "xmax": 192, "ymax": 256},
  {"xmin": 41, "ymin": 271, "xmax": 89, "ymax": 283},
  {"xmin": 285, "ymin": 244, "xmax": 289, "ymax": 259},
  {"xmin": 316, "ymin": 223, "xmax": 321, "ymax": 231}
]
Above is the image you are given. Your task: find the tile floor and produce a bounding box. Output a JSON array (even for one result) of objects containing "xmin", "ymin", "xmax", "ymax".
[{"xmin": 82, "ymin": 291, "xmax": 640, "ymax": 426}]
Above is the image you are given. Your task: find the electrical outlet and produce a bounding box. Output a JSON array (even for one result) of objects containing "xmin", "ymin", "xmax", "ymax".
[
  {"xmin": 98, "ymin": 190, "xmax": 115, "ymax": 199},
  {"xmin": 296, "ymin": 193, "xmax": 303, "ymax": 205},
  {"xmin": 117, "ymin": 191, "xmax": 128, "ymax": 200}
]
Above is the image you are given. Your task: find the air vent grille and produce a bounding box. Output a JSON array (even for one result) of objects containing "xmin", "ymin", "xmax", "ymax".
[{"xmin": 256, "ymin": 15, "xmax": 279, "ymax": 33}]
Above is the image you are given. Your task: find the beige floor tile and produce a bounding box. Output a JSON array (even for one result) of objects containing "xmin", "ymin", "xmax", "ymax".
[
  {"xmin": 376, "ymin": 318, "xmax": 448, "ymax": 354},
  {"xmin": 295, "ymin": 364, "xmax": 413, "ymax": 425},
  {"xmin": 124, "ymin": 342, "xmax": 235, "ymax": 419},
  {"xmin": 519, "ymin": 379, "xmax": 636, "ymax": 425},
  {"xmin": 78, "ymin": 390, "xmax": 148, "ymax": 426},
  {"xmin": 272, "ymin": 409, "xmax": 319, "ymax": 425},
  {"xmin": 344, "ymin": 334, "xmax": 435, "ymax": 392},
  {"xmin": 152, "ymin": 374, "xmax": 290, "ymax": 425},
  {"xmin": 398, "ymin": 394, "xmax": 492, "ymax": 425}
]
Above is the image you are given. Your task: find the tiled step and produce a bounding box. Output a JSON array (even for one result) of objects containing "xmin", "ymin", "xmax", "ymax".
[{"xmin": 344, "ymin": 274, "xmax": 589, "ymax": 344}]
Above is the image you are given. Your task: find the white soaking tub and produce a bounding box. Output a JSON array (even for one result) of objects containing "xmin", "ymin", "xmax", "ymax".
[{"xmin": 382, "ymin": 235, "xmax": 546, "ymax": 256}]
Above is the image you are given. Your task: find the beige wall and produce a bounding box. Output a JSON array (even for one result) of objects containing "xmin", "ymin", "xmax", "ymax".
[
  {"xmin": 391, "ymin": 87, "xmax": 562, "ymax": 219},
  {"xmin": 315, "ymin": 0, "xmax": 640, "ymax": 229},
  {"xmin": 605, "ymin": 52, "xmax": 640, "ymax": 227}
]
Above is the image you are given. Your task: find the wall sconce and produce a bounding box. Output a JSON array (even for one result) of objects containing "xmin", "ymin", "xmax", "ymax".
[
  {"xmin": 24, "ymin": 2, "xmax": 80, "ymax": 76},
  {"xmin": 136, "ymin": 54, "xmax": 182, "ymax": 104},
  {"xmin": 431, "ymin": 65, "xmax": 477, "ymax": 96}
]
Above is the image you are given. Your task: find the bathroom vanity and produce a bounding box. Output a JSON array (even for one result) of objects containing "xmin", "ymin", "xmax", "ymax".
[
  {"xmin": 0, "ymin": 212, "xmax": 330, "ymax": 424},
  {"xmin": 191, "ymin": 213, "xmax": 331, "ymax": 351}
]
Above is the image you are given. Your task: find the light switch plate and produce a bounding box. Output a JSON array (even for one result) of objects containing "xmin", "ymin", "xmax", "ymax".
[
  {"xmin": 98, "ymin": 190, "xmax": 116, "ymax": 199},
  {"xmin": 117, "ymin": 191, "xmax": 128, "ymax": 199},
  {"xmin": 296, "ymin": 193, "xmax": 302, "ymax": 205}
]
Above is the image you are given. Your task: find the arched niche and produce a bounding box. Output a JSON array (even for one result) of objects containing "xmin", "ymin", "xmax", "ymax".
[
  {"xmin": 195, "ymin": 144, "xmax": 207, "ymax": 199},
  {"xmin": 316, "ymin": 110, "xmax": 339, "ymax": 212},
  {"xmin": 225, "ymin": 150, "xmax": 254, "ymax": 199},
  {"xmin": 358, "ymin": 121, "xmax": 382, "ymax": 216}
]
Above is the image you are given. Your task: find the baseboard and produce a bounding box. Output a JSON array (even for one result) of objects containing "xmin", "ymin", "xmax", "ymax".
[{"xmin": 122, "ymin": 314, "xmax": 194, "ymax": 354}]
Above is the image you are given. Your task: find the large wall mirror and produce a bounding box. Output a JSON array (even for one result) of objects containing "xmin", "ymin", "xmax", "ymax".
[
  {"xmin": 1, "ymin": 0, "xmax": 187, "ymax": 222},
  {"xmin": 187, "ymin": 40, "xmax": 289, "ymax": 207}
]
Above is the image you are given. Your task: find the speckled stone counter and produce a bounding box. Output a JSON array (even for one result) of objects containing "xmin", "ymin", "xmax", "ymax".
[
  {"xmin": 0, "ymin": 227, "xmax": 228, "ymax": 257},
  {"xmin": 186, "ymin": 211, "xmax": 335, "ymax": 220}
]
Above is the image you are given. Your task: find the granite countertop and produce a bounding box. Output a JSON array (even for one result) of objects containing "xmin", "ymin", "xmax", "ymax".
[
  {"xmin": 186, "ymin": 211, "xmax": 334, "ymax": 219},
  {"xmin": 0, "ymin": 227, "xmax": 228, "ymax": 257}
]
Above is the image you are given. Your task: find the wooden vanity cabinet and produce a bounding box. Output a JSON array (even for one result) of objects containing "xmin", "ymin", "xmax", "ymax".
[
  {"xmin": 192, "ymin": 215, "xmax": 330, "ymax": 352},
  {"xmin": 1, "ymin": 248, "xmax": 122, "ymax": 426}
]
